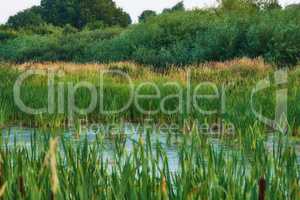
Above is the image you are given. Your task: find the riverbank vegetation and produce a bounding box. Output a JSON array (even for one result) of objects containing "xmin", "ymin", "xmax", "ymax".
[
  {"xmin": 0, "ymin": 59, "xmax": 300, "ymax": 136},
  {"xmin": 0, "ymin": 0, "xmax": 299, "ymax": 67},
  {"xmin": 0, "ymin": 125, "xmax": 298, "ymax": 199},
  {"xmin": 1, "ymin": 1, "xmax": 300, "ymax": 199}
]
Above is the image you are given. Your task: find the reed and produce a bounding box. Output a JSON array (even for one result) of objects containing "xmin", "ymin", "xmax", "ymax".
[
  {"xmin": 1, "ymin": 59, "xmax": 300, "ymax": 135},
  {"xmin": 0, "ymin": 126, "xmax": 298, "ymax": 199}
]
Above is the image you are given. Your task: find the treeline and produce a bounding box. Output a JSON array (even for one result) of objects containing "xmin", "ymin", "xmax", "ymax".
[
  {"xmin": 6, "ymin": 0, "xmax": 131, "ymax": 29},
  {"xmin": 0, "ymin": 0, "xmax": 299, "ymax": 67}
]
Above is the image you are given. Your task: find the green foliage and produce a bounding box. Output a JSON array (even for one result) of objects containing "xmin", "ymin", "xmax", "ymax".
[
  {"xmin": 84, "ymin": 20, "xmax": 106, "ymax": 30},
  {"xmin": 12, "ymin": 24, "xmax": 64, "ymax": 36},
  {"xmin": 41, "ymin": 0, "xmax": 79, "ymax": 27},
  {"xmin": 62, "ymin": 24, "xmax": 78, "ymax": 35},
  {"xmin": 218, "ymin": 0, "xmax": 281, "ymax": 12},
  {"xmin": 170, "ymin": 1, "xmax": 185, "ymax": 11},
  {"xmin": 0, "ymin": 63, "xmax": 298, "ymax": 197},
  {"xmin": 93, "ymin": 8, "xmax": 298, "ymax": 67},
  {"xmin": 6, "ymin": 0, "xmax": 131, "ymax": 29},
  {"xmin": 0, "ymin": 126, "xmax": 299, "ymax": 199},
  {"xmin": 0, "ymin": 35, "xmax": 60, "ymax": 62},
  {"xmin": 163, "ymin": 1, "xmax": 185, "ymax": 13},
  {"xmin": 1, "ymin": 6, "xmax": 299, "ymax": 67},
  {"xmin": 138, "ymin": 10, "xmax": 157, "ymax": 23},
  {"xmin": 0, "ymin": 30, "xmax": 17, "ymax": 42},
  {"xmin": 218, "ymin": 0, "xmax": 258, "ymax": 12},
  {"xmin": 7, "ymin": 6, "xmax": 45, "ymax": 29},
  {"xmin": 0, "ymin": 27, "xmax": 124, "ymax": 62},
  {"xmin": 25, "ymin": 24, "xmax": 63, "ymax": 35},
  {"xmin": 40, "ymin": 0, "xmax": 131, "ymax": 28}
]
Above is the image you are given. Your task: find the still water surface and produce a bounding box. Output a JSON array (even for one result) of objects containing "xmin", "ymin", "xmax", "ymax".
[{"xmin": 2, "ymin": 125, "xmax": 300, "ymax": 171}]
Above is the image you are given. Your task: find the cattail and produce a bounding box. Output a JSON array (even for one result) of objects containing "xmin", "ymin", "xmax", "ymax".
[
  {"xmin": 0, "ymin": 155, "xmax": 6, "ymax": 199},
  {"xmin": 259, "ymin": 177, "xmax": 266, "ymax": 200},
  {"xmin": 0, "ymin": 153, "xmax": 3, "ymax": 188},
  {"xmin": 40, "ymin": 138, "xmax": 59, "ymax": 198},
  {"xmin": 18, "ymin": 176, "xmax": 25, "ymax": 198},
  {"xmin": 138, "ymin": 137, "xmax": 144, "ymax": 146},
  {"xmin": 0, "ymin": 182, "xmax": 6, "ymax": 198},
  {"xmin": 161, "ymin": 177, "xmax": 168, "ymax": 199},
  {"xmin": 49, "ymin": 137, "xmax": 59, "ymax": 196}
]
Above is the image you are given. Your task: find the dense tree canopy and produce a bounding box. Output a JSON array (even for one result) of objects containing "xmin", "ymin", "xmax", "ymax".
[
  {"xmin": 41, "ymin": 0, "xmax": 131, "ymax": 28},
  {"xmin": 171, "ymin": 1, "xmax": 185, "ymax": 11},
  {"xmin": 1, "ymin": 1, "xmax": 299, "ymax": 67},
  {"xmin": 138, "ymin": 10, "xmax": 156, "ymax": 23},
  {"xmin": 163, "ymin": 1, "xmax": 185, "ymax": 13},
  {"xmin": 7, "ymin": 6, "xmax": 45, "ymax": 29},
  {"xmin": 218, "ymin": 0, "xmax": 281, "ymax": 11},
  {"xmin": 41, "ymin": 0, "xmax": 79, "ymax": 27},
  {"xmin": 7, "ymin": 0, "xmax": 131, "ymax": 29}
]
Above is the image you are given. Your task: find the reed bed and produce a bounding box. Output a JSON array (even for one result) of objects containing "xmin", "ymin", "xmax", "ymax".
[
  {"xmin": 0, "ymin": 60, "xmax": 300, "ymax": 199},
  {"xmin": 0, "ymin": 125, "xmax": 299, "ymax": 199},
  {"xmin": 1, "ymin": 59, "xmax": 300, "ymax": 134}
]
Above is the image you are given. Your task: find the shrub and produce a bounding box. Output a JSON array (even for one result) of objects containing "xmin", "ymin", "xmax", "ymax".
[
  {"xmin": 0, "ymin": 27, "xmax": 124, "ymax": 62},
  {"xmin": 0, "ymin": 30, "xmax": 17, "ymax": 42},
  {"xmin": 138, "ymin": 10, "xmax": 157, "ymax": 23},
  {"xmin": 19, "ymin": 24, "xmax": 63, "ymax": 35},
  {"xmin": 84, "ymin": 20, "xmax": 106, "ymax": 30},
  {"xmin": 1, "ymin": 8, "xmax": 299, "ymax": 67},
  {"xmin": 62, "ymin": 24, "xmax": 78, "ymax": 35}
]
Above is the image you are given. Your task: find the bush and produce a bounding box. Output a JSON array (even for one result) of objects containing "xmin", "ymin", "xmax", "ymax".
[
  {"xmin": 103, "ymin": 9, "xmax": 299, "ymax": 67},
  {"xmin": 84, "ymin": 21, "xmax": 106, "ymax": 30},
  {"xmin": 0, "ymin": 27, "xmax": 124, "ymax": 62},
  {"xmin": 0, "ymin": 30, "xmax": 17, "ymax": 42},
  {"xmin": 1, "ymin": 8, "xmax": 299, "ymax": 67},
  {"xmin": 18, "ymin": 24, "xmax": 63, "ymax": 35},
  {"xmin": 62, "ymin": 24, "xmax": 78, "ymax": 35},
  {"xmin": 0, "ymin": 35, "xmax": 60, "ymax": 62}
]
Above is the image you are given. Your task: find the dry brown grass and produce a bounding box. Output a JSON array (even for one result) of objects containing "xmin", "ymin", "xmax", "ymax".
[
  {"xmin": 9, "ymin": 58, "xmax": 271, "ymax": 84},
  {"xmin": 16, "ymin": 61, "xmax": 138, "ymax": 73},
  {"xmin": 199, "ymin": 57, "xmax": 271, "ymax": 70},
  {"xmin": 14, "ymin": 58, "xmax": 270, "ymax": 72},
  {"xmin": 166, "ymin": 57, "xmax": 271, "ymax": 83}
]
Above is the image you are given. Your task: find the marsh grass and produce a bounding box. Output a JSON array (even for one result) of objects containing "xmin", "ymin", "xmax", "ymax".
[
  {"xmin": 0, "ymin": 59, "xmax": 300, "ymax": 134},
  {"xmin": 0, "ymin": 126, "xmax": 299, "ymax": 199}
]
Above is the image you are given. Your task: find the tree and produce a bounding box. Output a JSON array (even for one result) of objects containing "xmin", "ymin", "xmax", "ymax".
[
  {"xmin": 163, "ymin": 1, "xmax": 185, "ymax": 13},
  {"xmin": 110, "ymin": 7, "xmax": 132, "ymax": 27},
  {"xmin": 171, "ymin": 1, "xmax": 185, "ymax": 11},
  {"xmin": 139, "ymin": 10, "xmax": 156, "ymax": 23},
  {"xmin": 40, "ymin": 0, "xmax": 131, "ymax": 28},
  {"xmin": 218, "ymin": 0, "xmax": 281, "ymax": 11},
  {"xmin": 218, "ymin": 0, "xmax": 259, "ymax": 11},
  {"xmin": 6, "ymin": 6, "xmax": 45, "ymax": 29},
  {"xmin": 41, "ymin": 0, "xmax": 79, "ymax": 27}
]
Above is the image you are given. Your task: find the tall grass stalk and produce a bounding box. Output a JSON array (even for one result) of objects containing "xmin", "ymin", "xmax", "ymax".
[{"xmin": 0, "ymin": 126, "xmax": 298, "ymax": 199}]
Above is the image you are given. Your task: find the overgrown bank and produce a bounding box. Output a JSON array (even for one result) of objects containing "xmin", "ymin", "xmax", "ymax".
[
  {"xmin": 1, "ymin": 59, "xmax": 300, "ymax": 134},
  {"xmin": 0, "ymin": 7, "xmax": 299, "ymax": 67}
]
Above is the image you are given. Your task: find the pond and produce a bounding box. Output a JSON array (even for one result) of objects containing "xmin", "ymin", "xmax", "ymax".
[{"xmin": 1, "ymin": 124, "xmax": 300, "ymax": 171}]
